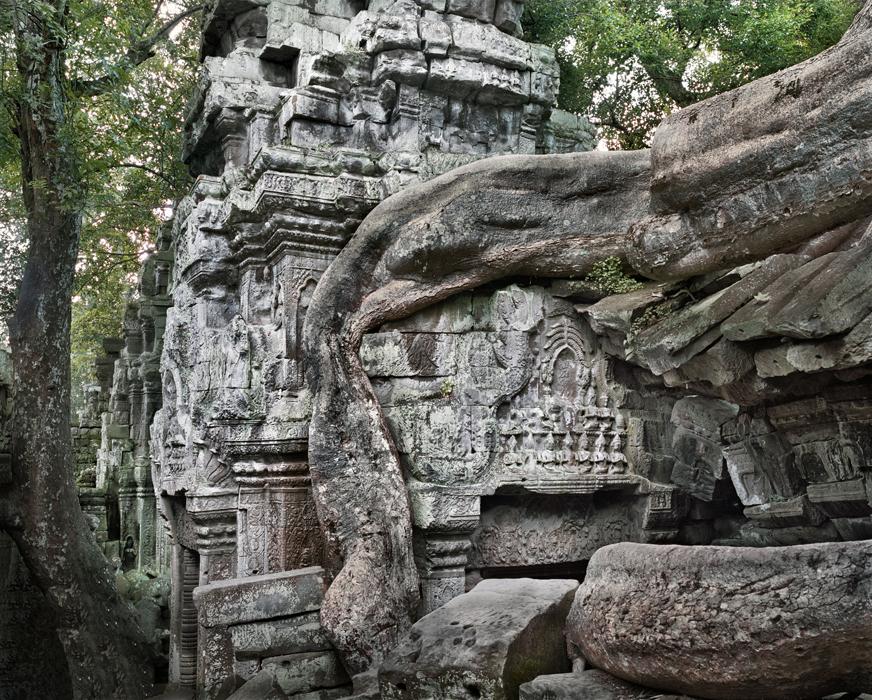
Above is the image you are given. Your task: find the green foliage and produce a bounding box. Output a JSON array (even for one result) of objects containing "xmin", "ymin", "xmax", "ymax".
[
  {"xmin": 583, "ymin": 256, "xmax": 645, "ymax": 295},
  {"xmin": 524, "ymin": 0, "xmax": 858, "ymax": 148},
  {"xmin": 0, "ymin": 0, "xmax": 198, "ymax": 408}
]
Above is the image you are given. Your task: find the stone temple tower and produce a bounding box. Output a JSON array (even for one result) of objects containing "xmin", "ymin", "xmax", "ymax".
[{"xmin": 145, "ymin": 0, "xmax": 594, "ymax": 690}]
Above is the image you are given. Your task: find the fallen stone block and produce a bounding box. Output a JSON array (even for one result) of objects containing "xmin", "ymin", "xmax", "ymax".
[
  {"xmin": 194, "ymin": 567, "xmax": 326, "ymax": 629},
  {"xmin": 379, "ymin": 578, "xmax": 579, "ymax": 699},
  {"xmin": 568, "ymin": 542, "xmax": 872, "ymax": 699},
  {"xmin": 227, "ymin": 652, "xmax": 350, "ymax": 699}
]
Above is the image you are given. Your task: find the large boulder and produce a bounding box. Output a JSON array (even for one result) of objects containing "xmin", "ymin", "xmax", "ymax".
[
  {"xmin": 379, "ymin": 578, "xmax": 579, "ymax": 699},
  {"xmin": 567, "ymin": 542, "xmax": 872, "ymax": 699}
]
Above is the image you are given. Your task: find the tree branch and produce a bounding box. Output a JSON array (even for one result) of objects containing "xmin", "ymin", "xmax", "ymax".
[
  {"xmin": 114, "ymin": 161, "xmax": 177, "ymax": 187},
  {"xmin": 640, "ymin": 58, "xmax": 697, "ymax": 108},
  {"xmin": 70, "ymin": 4, "xmax": 204, "ymax": 98}
]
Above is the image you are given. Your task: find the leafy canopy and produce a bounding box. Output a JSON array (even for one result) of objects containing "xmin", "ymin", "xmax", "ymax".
[
  {"xmin": 0, "ymin": 0, "xmax": 198, "ymax": 409},
  {"xmin": 524, "ymin": 0, "xmax": 859, "ymax": 148}
]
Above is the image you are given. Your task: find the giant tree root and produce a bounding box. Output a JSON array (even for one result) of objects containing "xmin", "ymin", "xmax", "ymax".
[
  {"xmin": 304, "ymin": 2, "xmax": 872, "ymax": 672},
  {"xmin": 567, "ymin": 541, "xmax": 872, "ymax": 700},
  {"xmin": 304, "ymin": 150, "xmax": 652, "ymax": 672}
]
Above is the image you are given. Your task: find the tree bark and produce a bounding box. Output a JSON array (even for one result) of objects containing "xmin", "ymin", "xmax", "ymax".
[{"xmin": 2, "ymin": 2, "xmax": 153, "ymax": 697}]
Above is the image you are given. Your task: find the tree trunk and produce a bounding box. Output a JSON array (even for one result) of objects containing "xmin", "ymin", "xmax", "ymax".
[{"xmin": 1, "ymin": 2, "xmax": 153, "ymax": 697}]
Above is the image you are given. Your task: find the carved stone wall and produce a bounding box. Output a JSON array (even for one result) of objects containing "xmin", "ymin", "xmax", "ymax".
[
  {"xmin": 130, "ymin": 0, "xmax": 595, "ymax": 693},
  {"xmin": 362, "ymin": 284, "xmax": 686, "ymax": 610},
  {"xmin": 82, "ymin": 229, "xmax": 174, "ymax": 572}
]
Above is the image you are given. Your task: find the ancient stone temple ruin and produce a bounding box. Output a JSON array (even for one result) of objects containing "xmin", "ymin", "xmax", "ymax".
[{"xmin": 60, "ymin": 0, "xmax": 872, "ymax": 697}]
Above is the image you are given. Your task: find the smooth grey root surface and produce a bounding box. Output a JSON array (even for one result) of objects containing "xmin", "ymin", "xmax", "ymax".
[{"xmin": 568, "ymin": 541, "xmax": 872, "ymax": 700}]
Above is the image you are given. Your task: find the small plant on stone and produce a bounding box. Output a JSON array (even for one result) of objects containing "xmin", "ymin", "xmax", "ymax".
[
  {"xmin": 440, "ymin": 378, "xmax": 455, "ymax": 398},
  {"xmin": 583, "ymin": 257, "xmax": 645, "ymax": 295}
]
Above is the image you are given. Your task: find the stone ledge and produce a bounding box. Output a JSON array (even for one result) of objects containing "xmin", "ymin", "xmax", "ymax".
[{"xmin": 194, "ymin": 567, "xmax": 326, "ymax": 628}]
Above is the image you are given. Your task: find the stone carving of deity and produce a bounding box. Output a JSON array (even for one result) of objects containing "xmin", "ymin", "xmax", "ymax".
[
  {"xmin": 271, "ymin": 272, "xmax": 284, "ymax": 331},
  {"xmin": 577, "ymin": 365, "xmax": 591, "ymax": 394},
  {"xmin": 608, "ymin": 431, "xmax": 626, "ymax": 473},
  {"xmin": 584, "ymin": 382, "xmax": 597, "ymax": 409},
  {"xmin": 539, "ymin": 432, "xmax": 556, "ymax": 465},
  {"xmin": 593, "ymin": 429, "xmax": 608, "ymax": 472},
  {"xmin": 561, "ymin": 430, "xmax": 574, "ymax": 464},
  {"xmin": 577, "ymin": 432, "xmax": 591, "ymax": 472},
  {"xmin": 459, "ymin": 426, "xmax": 473, "ymax": 458},
  {"xmin": 222, "ymin": 315, "xmax": 250, "ymax": 389}
]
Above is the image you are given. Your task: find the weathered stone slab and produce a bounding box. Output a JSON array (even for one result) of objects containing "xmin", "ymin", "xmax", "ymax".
[
  {"xmin": 230, "ymin": 611, "xmax": 332, "ymax": 659},
  {"xmin": 806, "ymin": 478, "xmax": 872, "ymax": 518},
  {"xmin": 662, "ymin": 338, "xmax": 754, "ymax": 388},
  {"xmin": 752, "ymin": 307, "xmax": 872, "ymax": 377},
  {"xmin": 519, "ymin": 670, "xmax": 694, "ymax": 700},
  {"xmin": 583, "ymin": 283, "xmax": 673, "ymax": 336},
  {"xmin": 194, "ymin": 567, "xmax": 326, "ymax": 629},
  {"xmin": 379, "ymin": 578, "xmax": 579, "ymax": 699},
  {"xmin": 743, "ymin": 494, "xmax": 826, "ymax": 528},
  {"xmin": 722, "ymin": 252, "xmax": 844, "ymax": 342},
  {"xmin": 761, "ymin": 228, "xmax": 872, "ymax": 339},
  {"xmin": 633, "ymin": 254, "xmax": 804, "ymax": 374},
  {"xmin": 568, "ymin": 542, "xmax": 872, "ymax": 699}
]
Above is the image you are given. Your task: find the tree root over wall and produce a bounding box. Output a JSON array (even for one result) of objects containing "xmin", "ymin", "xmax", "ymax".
[{"xmin": 304, "ymin": 1, "xmax": 872, "ymax": 673}]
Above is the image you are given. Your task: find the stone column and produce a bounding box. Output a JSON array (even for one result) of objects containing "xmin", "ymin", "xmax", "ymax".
[
  {"xmin": 78, "ymin": 486, "xmax": 110, "ymax": 552},
  {"xmin": 410, "ymin": 489, "xmax": 481, "ymax": 614},
  {"xmin": 168, "ymin": 543, "xmax": 201, "ymax": 690},
  {"xmin": 133, "ymin": 458, "xmax": 157, "ymax": 569},
  {"xmin": 189, "ymin": 498, "xmax": 238, "ymax": 584}
]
